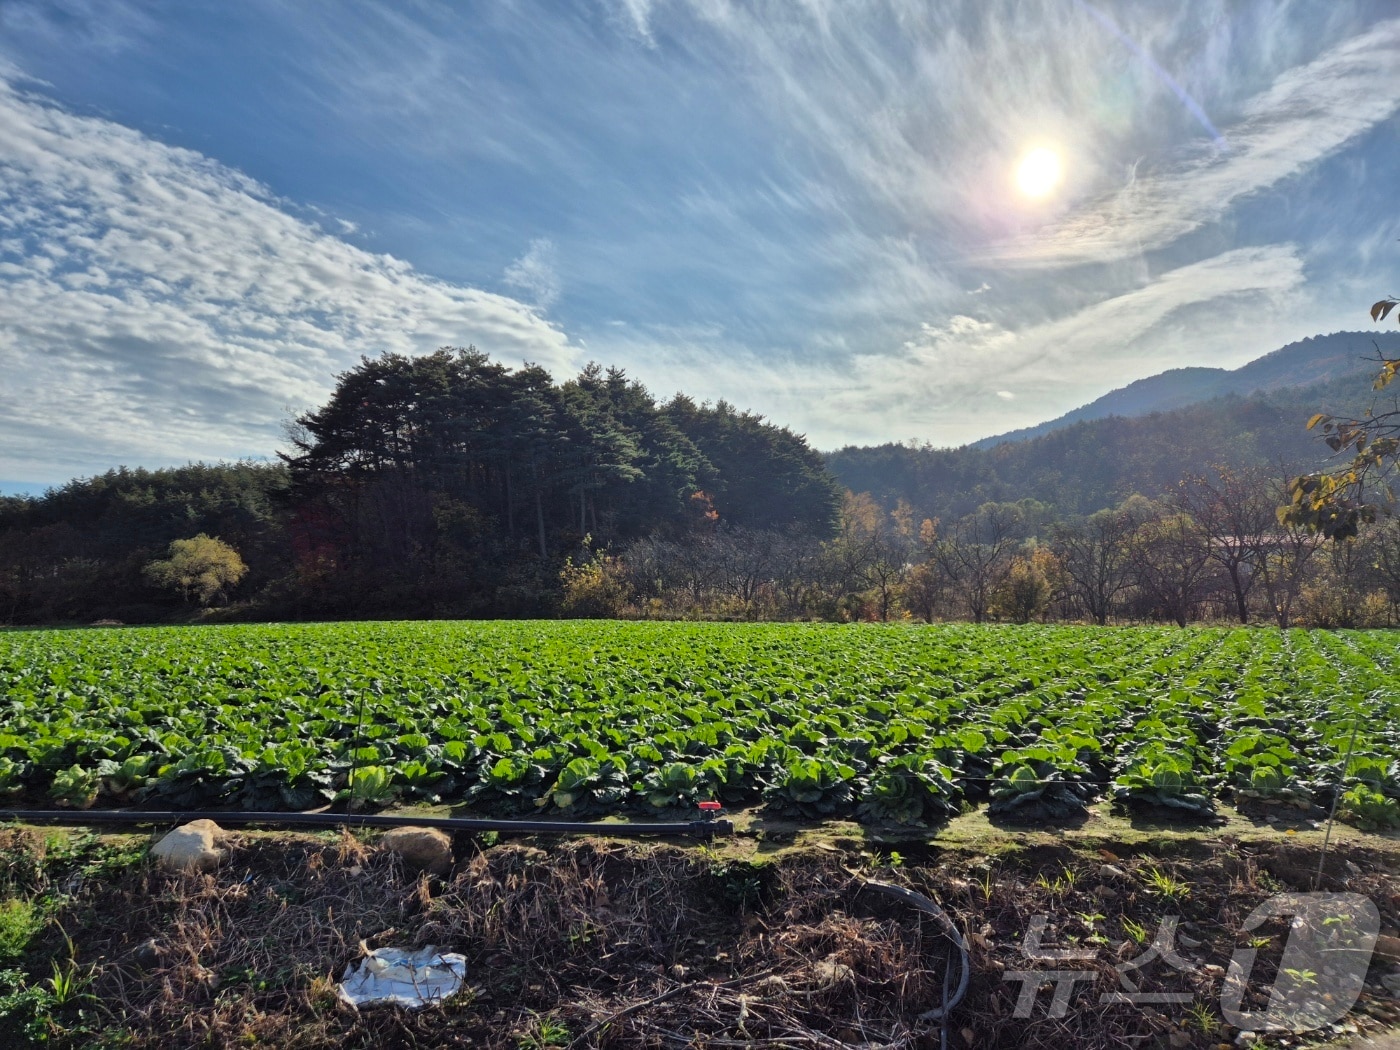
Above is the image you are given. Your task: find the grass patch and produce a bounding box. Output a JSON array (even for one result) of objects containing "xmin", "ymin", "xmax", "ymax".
[{"xmin": 0, "ymin": 900, "xmax": 41, "ymax": 962}]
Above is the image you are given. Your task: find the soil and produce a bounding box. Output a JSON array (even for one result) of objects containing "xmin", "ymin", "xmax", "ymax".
[{"xmin": 1, "ymin": 807, "xmax": 1398, "ymax": 1049}]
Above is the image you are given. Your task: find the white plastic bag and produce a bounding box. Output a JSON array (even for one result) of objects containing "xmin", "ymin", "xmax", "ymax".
[{"xmin": 336, "ymin": 946, "xmax": 468, "ymax": 1009}]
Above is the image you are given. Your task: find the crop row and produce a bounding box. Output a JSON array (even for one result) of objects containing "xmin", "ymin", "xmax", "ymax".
[{"xmin": 0, "ymin": 622, "xmax": 1396, "ymax": 829}]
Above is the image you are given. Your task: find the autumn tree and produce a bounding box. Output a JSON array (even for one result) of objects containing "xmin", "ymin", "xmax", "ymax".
[
  {"xmin": 991, "ymin": 544, "xmax": 1057, "ymax": 623},
  {"xmin": 1283, "ymin": 298, "xmax": 1400, "ymax": 537},
  {"xmin": 144, "ymin": 534, "xmax": 248, "ymax": 606},
  {"xmin": 828, "ymin": 492, "xmax": 914, "ymax": 621},
  {"xmin": 1050, "ymin": 497, "xmax": 1150, "ymax": 625},
  {"xmin": 928, "ymin": 502, "xmax": 1024, "ymax": 623}
]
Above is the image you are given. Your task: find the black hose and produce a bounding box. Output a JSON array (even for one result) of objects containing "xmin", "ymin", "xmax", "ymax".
[
  {"xmin": 856, "ymin": 878, "xmax": 971, "ymax": 1025},
  {"xmin": 0, "ymin": 809, "xmax": 732, "ymax": 839}
]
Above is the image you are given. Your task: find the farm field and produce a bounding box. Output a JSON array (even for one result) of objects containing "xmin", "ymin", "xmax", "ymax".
[{"xmin": 1, "ymin": 621, "xmax": 1397, "ymax": 830}]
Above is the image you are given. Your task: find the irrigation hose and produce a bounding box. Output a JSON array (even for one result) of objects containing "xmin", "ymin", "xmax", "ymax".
[
  {"xmin": 856, "ymin": 878, "xmax": 971, "ymax": 1027},
  {"xmin": 0, "ymin": 808, "xmax": 733, "ymax": 839}
]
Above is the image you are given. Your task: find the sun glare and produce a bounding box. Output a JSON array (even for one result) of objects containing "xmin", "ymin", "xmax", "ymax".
[{"xmin": 1015, "ymin": 147, "xmax": 1062, "ymax": 198}]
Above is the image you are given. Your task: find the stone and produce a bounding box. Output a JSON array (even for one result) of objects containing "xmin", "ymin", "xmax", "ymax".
[
  {"xmin": 379, "ymin": 827, "xmax": 454, "ymax": 876},
  {"xmin": 152, "ymin": 819, "xmax": 225, "ymax": 873},
  {"xmin": 1373, "ymin": 934, "xmax": 1400, "ymax": 965},
  {"xmin": 129, "ymin": 938, "xmax": 163, "ymax": 968}
]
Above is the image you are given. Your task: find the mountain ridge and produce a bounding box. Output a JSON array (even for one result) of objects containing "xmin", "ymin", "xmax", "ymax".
[{"xmin": 972, "ymin": 330, "xmax": 1400, "ymax": 449}]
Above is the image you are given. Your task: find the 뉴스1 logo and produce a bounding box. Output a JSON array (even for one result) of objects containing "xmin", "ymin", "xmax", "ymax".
[{"xmin": 1004, "ymin": 892, "xmax": 1382, "ymax": 1032}]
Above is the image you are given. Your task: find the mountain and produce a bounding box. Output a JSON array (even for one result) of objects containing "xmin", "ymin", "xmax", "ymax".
[
  {"xmin": 972, "ymin": 331, "xmax": 1400, "ymax": 448},
  {"xmin": 825, "ymin": 357, "xmax": 1400, "ymax": 522}
]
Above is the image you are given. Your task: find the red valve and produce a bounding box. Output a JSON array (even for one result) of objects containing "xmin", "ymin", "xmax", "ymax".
[{"xmin": 698, "ymin": 801, "xmax": 723, "ymax": 813}]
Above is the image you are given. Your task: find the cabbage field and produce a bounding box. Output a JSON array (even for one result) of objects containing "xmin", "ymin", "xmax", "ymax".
[{"xmin": 1, "ymin": 621, "xmax": 1397, "ymax": 829}]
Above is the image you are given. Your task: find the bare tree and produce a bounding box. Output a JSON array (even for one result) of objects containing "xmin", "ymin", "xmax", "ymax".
[
  {"xmin": 1174, "ymin": 466, "xmax": 1275, "ymax": 623},
  {"xmin": 1254, "ymin": 478, "xmax": 1323, "ymax": 628},
  {"xmin": 1128, "ymin": 511, "xmax": 1216, "ymax": 627},
  {"xmin": 929, "ymin": 502, "xmax": 1024, "ymax": 623},
  {"xmin": 1050, "ymin": 500, "xmax": 1146, "ymax": 625},
  {"xmin": 1368, "ymin": 516, "xmax": 1400, "ymax": 623}
]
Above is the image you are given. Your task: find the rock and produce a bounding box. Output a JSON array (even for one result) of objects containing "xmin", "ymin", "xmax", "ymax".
[
  {"xmin": 1381, "ymin": 972, "xmax": 1400, "ymax": 996},
  {"xmin": 379, "ymin": 827, "xmax": 454, "ymax": 876},
  {"xmin": 1100, "ymin": 864, "xmax": 1126, "ymax": 879},
  {"xmin": 152, "ymin": 819, "xmax": 225, "ymax": 872},
  {"xmin": 129, "ymin": 938, "xmax": 163, "ymax": 968},
  {"xmin": 1169, "ymin": 1032, "xmax": 1191, "ymax": 1048},
  {"xmin": 1235, "ymin": 1032, "xmax": 1259, "ymax": 1047},
  {"xmin": 1373, "ymin": 934, "xmax": 1400, "ymax": 965}
]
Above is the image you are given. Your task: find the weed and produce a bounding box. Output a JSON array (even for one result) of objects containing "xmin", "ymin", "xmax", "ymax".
[
  {"xmin": 1035, "ymin": 866, "xmax": 1078, "ymax": 895},
  {"xmin": 1141, "ymin": 866, "xmax": 1189, "ymax": 900},
  {"xmin": 0, "ymin": 899, "xmax": 41, "ymax": 962},
  {"xmin": 1121, "ymin": 917, "xmax": 1149, "ymax": 945},
  {"xmin": 46, "ymin": 958, "xmax": 93, "ymax": 1006},
  {"xmin": 1077, "ymin": 911, "xmax": 1109, "ymax": 945},
  {"xmin": 1183, "ymin": 1001, "xmax": 1217, "ymax": 1034},
  {"xmin": 975, "ymin": 867, "xmax": 995, "ymax": 901},
  {"xmin": 517, "ymin": 1014, "xmax": 570, "ymax": 1048},
  {"xmin": 702, "ymin": 853, "xmax": 768, "ymax": 912},
  {"xmin": 0, "ymin": 967, "xmax": 53, "ymax": 1048}
]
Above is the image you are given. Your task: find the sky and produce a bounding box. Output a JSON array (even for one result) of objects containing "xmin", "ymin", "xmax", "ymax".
[{"xmin": 1, "ymin": 0, "xmax": 1398, "ymax": 492}]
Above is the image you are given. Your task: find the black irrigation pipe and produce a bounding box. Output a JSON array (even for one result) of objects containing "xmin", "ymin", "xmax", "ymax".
[{"xmin": 0, "ymin": 809, "xmax": 733, "ymax": 839}]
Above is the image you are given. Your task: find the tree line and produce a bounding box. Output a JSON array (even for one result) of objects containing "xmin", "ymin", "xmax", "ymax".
[
  {"xmin": 0, "ymin": 349, "xmax": 840, "ymax": 623},
  {"xmin": 6, "ymin": 342, "xmax": 1400, "ymax": 629},
  {"xmin": 568, "ymin": 465, "xmax": 1400, "ymax": 628}
]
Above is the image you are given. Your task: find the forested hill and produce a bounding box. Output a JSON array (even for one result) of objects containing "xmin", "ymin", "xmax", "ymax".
[
  {"xmin": 0, "ymin": 349, "xmax": 841, "ymax": 623},
  {"xmin": 825, "ymin": 370, "xmax": 1385, "ymax": 522},
  {"xmin": 971, "ymin": 331, "xmax": 1400, "ymax": 448}
]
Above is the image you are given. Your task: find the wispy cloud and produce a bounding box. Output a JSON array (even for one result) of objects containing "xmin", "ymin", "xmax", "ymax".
[
  {"xmin": 503, "ymin": 238, "xmax": 561, "ymax": 311},
  {"xmin": 0, "ymin": 77, "xmax": 575, "ymax": 481},
  {"xmin": 0, "ymin": 1, "xmax": 1393, "ymax": 479},
  {"xmin": 599, "ymin": 244, "xmax": 1315, "ymax": 448},
  {"xmin": 823, "ymin": 245, "xmax": 1309, "ymax": 443},
  {"xmin": 996, "ymin": 19, "xmax": 1400, "ymax": 266}
]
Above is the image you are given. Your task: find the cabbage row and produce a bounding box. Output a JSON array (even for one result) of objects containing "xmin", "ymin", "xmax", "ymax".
[{"xmin": 0, "ymin": 622, "xmax": 1397, "ymax": 829}]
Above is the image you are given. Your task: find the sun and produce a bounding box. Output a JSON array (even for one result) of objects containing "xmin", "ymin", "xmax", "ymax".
[{"xmin": 1015, "ymin": 147, "xmax": 1062, "ymax": 198}]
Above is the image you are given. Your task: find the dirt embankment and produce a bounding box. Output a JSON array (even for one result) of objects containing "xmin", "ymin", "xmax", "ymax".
[{"xmin": 0, "ymin": 824, "xmax": 1398, "ymax": 1049}]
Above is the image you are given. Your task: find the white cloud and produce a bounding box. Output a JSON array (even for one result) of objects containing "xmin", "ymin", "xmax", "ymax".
[
  {"xmin": 0, "ymin": 77, "xmax": 576, "ymax": 481},
  {"xmin": 594, "ymin": 244, "xmax": 1312, "ymax": 449},
  {"xmin": 829, "ymin": 245, "xmax": 1308, "ymax": 443},
  {"xmin": 997, "ymin": 19, "xmax": 1400, "ymax": 266},
  {"xmin": 609, "ymin": 0, "xmax": 657, "ymax": 42},
  {"xmin": 503, "ymin": 238, "xmax": 561, "ymax": 311}
]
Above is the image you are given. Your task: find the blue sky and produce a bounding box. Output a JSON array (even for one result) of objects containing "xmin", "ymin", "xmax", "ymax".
[{"xmin": 1, "ymin": 0, "xmax": 1398, "ymax": 492}]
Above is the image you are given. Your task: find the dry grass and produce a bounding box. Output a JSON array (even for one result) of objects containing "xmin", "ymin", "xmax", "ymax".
[{"xmin": 2, "ymin": 830, "xmax": 1395, "ymax": 1049}]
